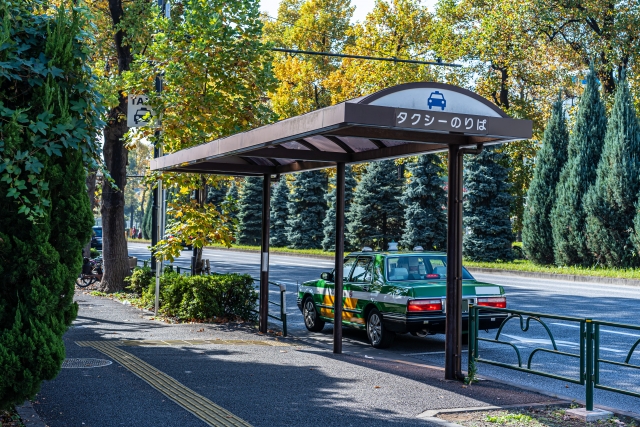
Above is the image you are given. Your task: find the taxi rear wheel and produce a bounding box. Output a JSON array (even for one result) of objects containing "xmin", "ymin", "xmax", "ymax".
[
  {"xmin": 303, "ymin": 297, "xmax": 325, "ymax": 332},
  {"xmin": 366, "ymin": 308, "xmax": 395, "ymax": 349}
]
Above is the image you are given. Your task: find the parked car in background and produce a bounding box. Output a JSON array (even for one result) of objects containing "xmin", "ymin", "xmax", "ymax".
[
  {"xmin": 298, "ymin": 248, "xmax": 508, "ymax": 348},
  {"xmin": 91, "ymin": 226, "xmax": 102, "ymax": 250}
]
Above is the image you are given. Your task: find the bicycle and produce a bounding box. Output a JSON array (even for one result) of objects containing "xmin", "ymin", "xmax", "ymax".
[{"xmin": 76, "ymin": 257, "xmax": 103, "ymax": 288}]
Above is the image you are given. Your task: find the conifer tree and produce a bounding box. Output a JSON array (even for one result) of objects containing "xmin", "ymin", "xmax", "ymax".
[
  {"xmin": 206, "ymin": 180, "xmax": 228, "ymax": 208},
  {"xmin": 0, "ymin": 3, "xmax": 97, "ymax": 408},
  {"xmin": 224, "ymin": 180, "xmax": 239, "ymax": 238},
  {"xmin": 522, "ymin": 97, "xmax": 568, "ymax": 264},
  {"xmin": 226, "ymin": 180, "xmax": 239, "ymax": 221},
  {"xmin": 270, "ymin": 178, "xmax": 290, "ymax": 247},
  {"xmin": 236, "ymin": 177, "xmax": 263, "ymax": 245},
  {"xmin": 551, "ymin": 72, "xmax": 606, "ymax": 266},
  {"xmin": 287, "ymin": 170, "xmax": 327, "ymax": 249},
  {"xmin": 322, "ymin": 166, "xmax": 357, "ymax": 251},
  {"xmin": 347, "ymin": 160, "xmax": 404, "ymax": 250},
  {"xmin": 142, "ymin": 195, "xmax": 153, "ymax": 239},
  {"xmin": 400, "ymin": 155, "xmax": 447, "ymax": 251},
  {"xmin": 583, "ymin": 73, "xmax": 640, "ymax": 267},
  {"xmin": 463, "ymin": 149, "xmax": 514, "ymax": 262},
  {"xmin": 632, "ymin": 203, "xmax": 640, "ymax": 257}
]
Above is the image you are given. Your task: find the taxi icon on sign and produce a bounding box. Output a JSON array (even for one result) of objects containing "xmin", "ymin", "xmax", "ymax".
[
  {"xmin": 428, "ymin": 91, "xmax": 446, "ymax": 110},
  {"xmin": 134, "ymin": 107, "xmax": 152, "ymax": 124}
]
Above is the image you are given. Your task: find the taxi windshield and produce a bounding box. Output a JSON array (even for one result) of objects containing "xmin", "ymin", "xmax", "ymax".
[{"xmin": 386, "ymin": 255, "xmax": 474, "ymax": 281}]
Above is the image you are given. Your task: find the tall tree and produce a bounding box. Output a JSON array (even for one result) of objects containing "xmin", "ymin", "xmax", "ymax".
[
  {"xmin": 552, "ymin": 72, "xmax": 607, "ymax": 266},
  {"xmin": 263, "ymin": 0, "xmax": 354, "ymax": 118},
  {"xmin": 347, "ymin": 160, "xmax": 404, "ymax": 250},
  {"xmin": 584, "ymin": 73, "xmax": 640, "ymax": 268},
  {"xmin": 236, "ymin": 177, "xmax": 263, "ymax": 246},
  {"xmin": 80, "ymin": 0, "xmax": 275, "ymax": 275},
  {"xmin": 400, "ymin": 155, "xmax": 447, "ymax": 251},
  {"xmin": 322, "ymin": 166, "xmax": 357, "ymax": 251},
  {"xmin": 0, "ymin": 1, "xmax": 99, "ymax": 408},
  {"xmin": 270, "ymin": 178, "xmax": 290, "ymax": 247},
  {"xmin": 532, "ymin": 0, "xmax": 640, "ymax": 96},
  {"xmin": 91, "ymin": 0, "xmax": 153, "ymax": 292},
  {"xmin": 287, "ymin": 170, "xmax": 327, "ymax": 249},
  {"xmin": 431, "ymin": 0, "xmax": 575, "ymax": 238},
  {"xmin": 522, "ymin": 97, "xmax": 568, "ymax": 264},
  {"xmin": 327, "ymin": 0, "xmax": 440, "ymax": 104},
  {"xmin": 463, "ymin": 149, "xmax": 514, "ymax": 262}
]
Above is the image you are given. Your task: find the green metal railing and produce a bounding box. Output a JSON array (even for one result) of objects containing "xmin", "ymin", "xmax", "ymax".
[
  {"xmin": 252, "ymin": 278, "xmax": 288, "ymax": 337},
  {"xmin": 594, "ymin": 321, "xmax": 640, "ymax": 399},
  {"xmin": 469, "ymin": 305, "xmax": 640, "ymax": 411}
]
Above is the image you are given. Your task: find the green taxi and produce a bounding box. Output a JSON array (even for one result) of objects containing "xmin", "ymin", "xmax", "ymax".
[{"xmin": 297, "ymin": 248, "xmax": 508, "ymax": 348}]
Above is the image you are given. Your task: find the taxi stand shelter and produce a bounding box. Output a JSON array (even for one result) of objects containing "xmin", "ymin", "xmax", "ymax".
[{"xmin": 150, "ymin": 82, "xmax": 532, "ymax": 380}]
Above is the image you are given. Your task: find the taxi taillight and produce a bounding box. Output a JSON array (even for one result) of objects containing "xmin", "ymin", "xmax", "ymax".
[
  {"xmin": 408, "ymin": 299, "xmax": 443, "ymax": 312},
  {"xmin": 477, "ymin": 297, "xmax": 506, "ymax": 308}
]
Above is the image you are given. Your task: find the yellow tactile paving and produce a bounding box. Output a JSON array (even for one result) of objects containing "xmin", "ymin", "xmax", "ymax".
[
  {"xmin": 77, "ymin": 341, "xmax": 252, "ymax": 427},
  {"xmin": 110, "ymin": 339, "xmax": 291, "ymax": 347}
]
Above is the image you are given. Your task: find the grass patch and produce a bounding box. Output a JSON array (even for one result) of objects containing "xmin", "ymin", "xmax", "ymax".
[
  {"xmin": 206, "ymin": 243, "xmax": 335, "ymax": 257},
  {"xmin": 464, "ymin": 259, "xmax": 640, "ymax": 280},
  {"xmin": 439, "ymin": 405, "xmax": 637, "ymax": 426}
]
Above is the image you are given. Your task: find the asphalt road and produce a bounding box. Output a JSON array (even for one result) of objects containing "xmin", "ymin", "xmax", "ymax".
[{"xmin": 128, "ymin": 242, "xmax": 640, "ymax": 414}]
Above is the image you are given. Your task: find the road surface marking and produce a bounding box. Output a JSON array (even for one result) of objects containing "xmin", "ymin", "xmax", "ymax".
[{"xmin": 551, "ymin": 322, "xmax": 640, "ymax": 338}]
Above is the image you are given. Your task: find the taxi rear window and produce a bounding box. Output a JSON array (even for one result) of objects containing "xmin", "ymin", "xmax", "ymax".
[{"xmin": 386, "ymin": 255, "xmax": 474, "ymax": 281}]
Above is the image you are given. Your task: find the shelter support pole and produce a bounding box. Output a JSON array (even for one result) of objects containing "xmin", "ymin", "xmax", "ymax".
[
  {"xmin": 150, "ymin": 6, "xmax": 163, "ymax": 272},
  {"xmin": 445, "ymin": 144, "xmax": 464, "ymax": 380},
  {"xmin": 259, "ymin": 174, "xmax": 271, "ymax": 333},
  {"xmin": 151, "ymin": 145, "xmax": 159, "ymax": 273},
  {"xmin": 191, "ymin": 188, "xmax": 199, "ymax": 274},
  {"xmin": 333, "ymin": 163, "xmax": 345, "ymax": 354}
]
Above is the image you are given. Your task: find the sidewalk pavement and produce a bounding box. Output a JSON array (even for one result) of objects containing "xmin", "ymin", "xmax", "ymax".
[{"xmin": 32, "ymin": 291, "xmax": 560, "ymax": 427}]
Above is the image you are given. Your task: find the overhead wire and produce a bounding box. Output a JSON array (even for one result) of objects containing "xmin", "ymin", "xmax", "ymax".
[{"xmin": 262, "ymin": 13, "xmax": 450, "ymax": 66}]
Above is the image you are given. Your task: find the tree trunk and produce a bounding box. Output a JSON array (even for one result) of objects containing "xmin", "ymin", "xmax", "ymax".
[
  {"xmin": 99, "ymin": 103, "xmax": 130, "ymax": 292},
  {"xmin": 83, "ymin": 170, "xmax": 97, "ymax": 258},
  {"xmin": 100, "ymin": 0, "xmax": 133, "ymax": 292}
]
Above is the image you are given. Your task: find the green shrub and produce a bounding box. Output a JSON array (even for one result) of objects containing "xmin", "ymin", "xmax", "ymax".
[
  {"xmin": 142, "ymin": 273, "xmax": 257, "ymax": 322},
  {"xmin": 90, "ymin": 248, "xmax": 100, "ymax": 258},
  {"xmin": 125, "ymin": 266, "xmax": 154, "ymax": 296}
]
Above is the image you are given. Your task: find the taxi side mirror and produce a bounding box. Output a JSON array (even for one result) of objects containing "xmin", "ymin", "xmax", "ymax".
[{"xmin": 320, "ymin": 272, "xmax": 334, "ymax": 281}]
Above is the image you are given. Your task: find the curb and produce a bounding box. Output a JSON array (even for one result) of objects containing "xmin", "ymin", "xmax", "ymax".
[
  {"xmin": 417, "ymin": 401, "xmax": 568, "ymax": 427},
  {"xmin": 476, "ymin": 373, "xmax": 640, "ymax": 422},
  {"xmin": 468, "ymin": 267, "xmax": 640, "ymax": 287},
  {"xmin": 16, "ymin": 401, "xmax": 47, "ymax": 427}
]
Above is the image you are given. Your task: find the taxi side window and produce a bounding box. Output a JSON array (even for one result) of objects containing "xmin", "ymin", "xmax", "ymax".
[
  {"xmin": 350, "ymin": 257, "xmax": 372, "ymax": 283},
  {"xmin": 343, "ymin": 257, "xmax": 357, "ymax": 280}
]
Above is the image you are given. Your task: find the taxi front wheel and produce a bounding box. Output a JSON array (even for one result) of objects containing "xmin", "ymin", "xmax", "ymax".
[
  {"xmin": 367, "ymin": 308, "xmax": 395, "ymax": 348},
  {"xmin": 303, "ymin": 297, "xmax": 325, "ymax": 332}
]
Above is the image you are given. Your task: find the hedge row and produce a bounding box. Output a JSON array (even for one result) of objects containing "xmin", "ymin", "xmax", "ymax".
[{"xmin": 125, "ymin": 267, "xmax": 257, "ymax": 322}]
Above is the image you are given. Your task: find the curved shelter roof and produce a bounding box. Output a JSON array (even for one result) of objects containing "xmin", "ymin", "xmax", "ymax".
[{"xmin": 150, "ymin": 82, "xmax": 532, "ymax": 175}]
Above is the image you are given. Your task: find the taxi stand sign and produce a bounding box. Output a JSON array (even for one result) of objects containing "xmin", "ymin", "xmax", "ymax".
[{"xmin": 127, "ymin": 95, "xmax": 156, "ymax": 128}]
